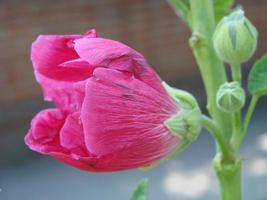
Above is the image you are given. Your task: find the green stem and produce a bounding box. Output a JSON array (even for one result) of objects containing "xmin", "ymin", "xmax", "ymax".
[
  {"xmin": 213, "ymin": 156, "xmax": 242, "ymax": 200},
  {"xmin": 188, "ymin": 1, "xmax": 241, "ymax": 200},
  {"xmin": 189, "ymin": 0, "xmax": 232, "ymax": 140},
  {"xmin": 243, "ymin": 95, "xmax": 259, "ymax": 133},
  {"xmin": 232, "ymin": 95, "xmax": 259, "ymax": 150},
  {"xmin": 202, "ymin": 115, "xmax": 232, "ymax": 159},
  {"xmin": 230, "ymin": 63, "xmax": 243, "ymax": 150},
  {"xmin": 231, "ymin": 63, "xmax": 242, "ymax": 134},
  {"xmin": 231, "ymin": 63, "xmax": 242, "ymax": 84}
]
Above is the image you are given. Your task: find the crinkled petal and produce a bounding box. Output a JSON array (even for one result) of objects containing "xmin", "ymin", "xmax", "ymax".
[
  {"xmin": 35, "ymin": 71, "xmax": 86, "ymax": 112},
  {"xmin": 81, "ymin": 68, "xmax": 180, "ymax": 167},
  {"xmin": 31, "ymin": 34, "xmax": 95, "ymax": 82},
  {"xmin": 25, "ymin": 109, "xmax": 67, "ymax": 154},
  {"xmin": 74, "ymin": 37, "xmax": 147, "ymax": 68},
  {"xmin": 59, "ymin": 112, "xmax": 88, "ymax": 156},
  {"xmin": 25, "ymin": 109, "xmax": 142, "ymax": 172},
  {"xmin": 25, "ymin": 109, "xmax": 89, "ymax": 158},
  {"xmin": 74, "ymin": 37, "xmax": 165, "ymax": 92}
]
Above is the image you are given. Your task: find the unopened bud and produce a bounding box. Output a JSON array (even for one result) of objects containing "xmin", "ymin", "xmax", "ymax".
[
  {"xmin": 216, "ymin": 82, "xmax": 245, "ymax": 113},
  {"xmin": 213, "ymin": 9, "xmax": 258, "ymax": 64}
]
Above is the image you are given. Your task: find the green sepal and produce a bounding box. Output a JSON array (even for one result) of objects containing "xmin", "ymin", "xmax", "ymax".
[
  {"xmin": 162, "ymin": 82, "xmax": 198, "ymax": 109},
  {"xmin": 164, "ymin": 108, "xmax": 202, "ymax": 141},
  {"xmin": 248, "ymin": 54, "xmax": 267, "ymax": 97},
  {"xmin": 162, "ymin": 82, "xmax": 202, "ymax": 139},
  {"xmin": 130, "ymin": 178, "xmax": 148, "ymax": 200}
]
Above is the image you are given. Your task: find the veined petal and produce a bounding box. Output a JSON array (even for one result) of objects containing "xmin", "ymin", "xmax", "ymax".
[
  {"xmin": 74, "ymin": 37, "xmax": 147, "ymax": 68},
  {"xmin": 31, "ymin": 34, "xmax": 95, "ymax": 82},
  {"xmin": 26, "ymin": 108, "xmax": 150, "ymax": 172},
  {"xmin": 59, "ymin": 112, "xmax": 88, "ymax": 156},
  {"xmin": 25, "ymin": 109, "xmax": 88, "ymax": 158},
  {"xmin": 74, "ymin": 37, "xmax": 165, "ymax": 92},
  {"xmin": 81, "ymin": 68, "xmax": 180, "ymax": 166},
  {"xmin": 25, "ymin": 109, "xmax": 67, "ymax": 154},
  {"xmin": 35, "ymin": 71, "xmax": 86, "ymax": 112}
]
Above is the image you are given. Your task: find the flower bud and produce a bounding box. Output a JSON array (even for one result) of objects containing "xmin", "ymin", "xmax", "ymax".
[
  {"xmin": 163, "ymin": 82, "xmax": 202, "ymax": 148},
  {"xmin": 213, "ymin": 9, "xmax": 258, "ymax": 64},
  {"xmin": 216, "ymin": 82, "xmax": 245, "ymax": 113}
]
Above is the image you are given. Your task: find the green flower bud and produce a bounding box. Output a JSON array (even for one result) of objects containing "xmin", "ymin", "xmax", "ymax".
[
  {"xmin": 216, "ymin": 82, "xmax": 245, "ymax": 113},
  {"xmin": 213, "ymin": 9, "xmax": 258, "ymax": 64}
]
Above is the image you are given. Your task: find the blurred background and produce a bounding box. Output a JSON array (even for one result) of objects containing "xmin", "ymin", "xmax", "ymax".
[{"xmin": 0, "ymin": 0, "xmax": 267, "ymax": 199}]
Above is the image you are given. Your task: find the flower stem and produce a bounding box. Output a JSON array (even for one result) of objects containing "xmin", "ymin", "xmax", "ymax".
[
  {"xmin": 229, "ymin": 63, "xmax": 243, "ymax": 150},
  {"xmin": 243, "ymin": 95, "xmax": 259, "ymax": 134},
  {"xmin": 188, "ymin": 1, "xmax": 242, "ymax": 199},
  {"xmin": 213, "ymin": 156, "xmax": 242, "ymax": 200},
  {"xmin": 188, "ymin": 0, "xmax": 232, "ymax": 140},
  {"xmin": 202, "ymin": 115, "xmax": 232, "ymax": 159},
  {"xmin": 231, "ymin": 95, "xmax": 259, "ymax": 150},
  {"xmin": 231, "ymin": 63, "xmax": 242, "ymax": 84}
]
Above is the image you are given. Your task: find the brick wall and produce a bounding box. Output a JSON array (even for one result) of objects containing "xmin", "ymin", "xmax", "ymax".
[{"xmin": 0, "ymin": 0, "xmax": 267, "ymax": 105}]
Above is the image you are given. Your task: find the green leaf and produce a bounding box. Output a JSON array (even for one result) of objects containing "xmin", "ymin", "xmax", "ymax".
[
  {"xmin": 167, "ymin": 0, "xmax": 192, "ymax": 28},
  {"xmin": 248, "ymin": 54, "xmax": 267, "ymax": 96},
  {"xmin": 130, "ymin": 179, "xmax": 148, "ymax": 200},
  {"xmin": 214, "ymin": 0, "xmax": 234, "ymax": 22}
]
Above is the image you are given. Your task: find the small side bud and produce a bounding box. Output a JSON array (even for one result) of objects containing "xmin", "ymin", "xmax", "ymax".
[
  {"xmin": 216, "ymin": 82, "xmax": 245, "ymax": 113},
  {"xmin": 163, "ymin": 82, "xmax": 202, "ymax": 147},
  {"xmin": 213, "ymin": 9, "xmax": 258, "ymax": 64}
]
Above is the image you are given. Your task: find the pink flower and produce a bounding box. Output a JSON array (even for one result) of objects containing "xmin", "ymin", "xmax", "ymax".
[{"xmin": 25, "ymin": 29, "xmax": 182, "ymax": 171}]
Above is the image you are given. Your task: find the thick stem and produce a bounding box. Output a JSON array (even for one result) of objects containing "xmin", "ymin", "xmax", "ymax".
[
  {"xmin": 213, "ymin": 156, "xmax": 242, "ymax": 200},
  {"xmin": 189, "ymin": 0, "xmax": 232, "ymax": 140}
]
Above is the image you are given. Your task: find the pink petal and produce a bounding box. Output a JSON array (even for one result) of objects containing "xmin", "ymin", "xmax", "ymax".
[
  {"xmin": 24, "ymin": 109, "xmax": 122, "ymax": 172},
  {"xmin": 74, "ymin": 37, "xmax": 165, "ymax": 92},
  {"xmin": 35, "ymin": 71, "xmax": 86, "ymax": 112},
  {"xmin": 81, "ymin": 68, "xmax": 180, "ymax": 167},
  {"xmin": 25, "ymin": 109, "xmax": 67, "ymax": 154},
  {"xmin": 31, "ymin": 35, "xmax": 94, "ymax": 82},
  {"xmin": 59, "ymin": 58, "xmax": 93, "ymax": 69},
  {"xmin": 25, "ymin": 109, "xmax": 88, "ymax": 158},
  {"xmin": 59, "ymin": 112, "xmax": 88, "ymax": 156},
  {"xmin": 74, "ymin": 37, "xmax": 147, "ymax": 68}
]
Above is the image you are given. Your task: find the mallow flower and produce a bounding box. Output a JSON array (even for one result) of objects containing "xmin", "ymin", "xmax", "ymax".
[{"xmin": 25, "ymin": 29, "xmax": 202, "ymax": 172}]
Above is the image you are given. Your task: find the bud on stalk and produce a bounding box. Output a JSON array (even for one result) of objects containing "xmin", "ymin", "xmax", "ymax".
[
  {"xmin": 213, "ymin": 9, "xmax": 258, "ymax": 65},
  {"xmin": 216, "ymin": 82, "xmax": 245, "ymax": 113}
]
